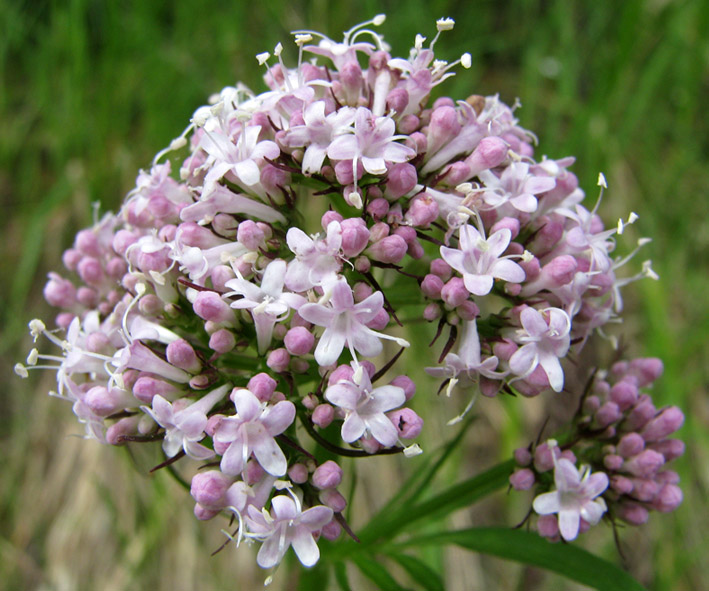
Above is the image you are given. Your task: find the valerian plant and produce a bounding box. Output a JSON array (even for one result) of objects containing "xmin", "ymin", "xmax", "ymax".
[{"xmin": 16, "ymin": 15, "xmax": 683, "ymax": 590}]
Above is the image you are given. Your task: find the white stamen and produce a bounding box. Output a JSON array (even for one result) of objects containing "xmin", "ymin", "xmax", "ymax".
[
  {"xmin": 29, "ymin": 319, "xmax": 46, "ymax": 340},
  {"xmin": 274, "ymin": 42, "xmax": 283, "ymax": 57},
  {"xmin": 256, "ymin": 52, "xmax": 270, "ymax": 65},
  {"xmin": 27, "ymin": 349, "xmax": 39, "ymax": 365},
  {"xmin": 373, "ymin": 14, "xmax": 386, "ymax": 26},
  {"xmin": 597, "ymin": 172, "xmax": 607, "ymax": 188},
  {"xmin": 461, "ymin": 52, "xmax": 472, "ymax": 69},
  {"xmin": 403, "ymin": 443, "xmax": 423, "ymax": 457},
  {"xmin": 414, "ymin": 34, "xmax": 426, "ymax": 51},
  {"xmin": 14, "ymin": 363, "xmax": 29, "ymax": 378},
  {"xmin": 294, "ymin": 33, "xmax": 312, "ymax": 46},
  {"xmin": 436, "ymin": 17, "xmax": 455, "ymax": 31},
  {"xmin": 347, "ymin": 191, "xmax": 363, "ymax": 209}
]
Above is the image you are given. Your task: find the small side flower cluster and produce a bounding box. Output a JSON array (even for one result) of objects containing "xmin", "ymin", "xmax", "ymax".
[
  {"xmin": 16, "ymin": 15, "xmax": 679, "ymax": 572},
  {"xmin": 509, "ymin": 358, "xmax": 684, "ymax": 541}
]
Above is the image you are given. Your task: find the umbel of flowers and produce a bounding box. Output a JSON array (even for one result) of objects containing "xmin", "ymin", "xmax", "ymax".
[{"xmin": 16, "ymin": 15, "xmax": 682, "ymax": 571}]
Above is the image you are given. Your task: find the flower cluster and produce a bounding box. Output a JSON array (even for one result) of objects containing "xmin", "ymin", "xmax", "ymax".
[
  {"xmin": 510, "ymin": 358, "xmax": 684, "ymax": 541},
  {"xmin": 16, "ymin": 15, "xmax": 680, "ymax": 573}
]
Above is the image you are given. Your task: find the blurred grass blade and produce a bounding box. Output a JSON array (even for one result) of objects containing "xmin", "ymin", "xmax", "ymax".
[
  {"xmin": 398, "ymin": 527, "xmax": 646, "ymax": 591},
  {"xmin": 352, "ymin": 555, "xmax": 409, "ymax": 591},
  {"xmin": 389, "ymin": 552, "xmax": 445, "ymax": 591},
  {"xmin": 356, "ymin": 460, "xmax": 514, "ymax": 545},
  {"xmin": 333, "ymin": 561, "xmax": 353, "ymax": 591}
]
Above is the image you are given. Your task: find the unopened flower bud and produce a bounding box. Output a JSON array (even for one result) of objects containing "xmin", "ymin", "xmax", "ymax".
[
  {"xmin": 423, "ymin": 302, "xmax": 442, "ymax": 321},
  {"xmin": 388, "ymin": 408, "xmax": 423, "ymax": 439},
  {"xmin": 190, "ymin": 471, "xmax": 231, "ymax": 508},
  {"xmin": 617, "ymin": 432, "xmax": 645, "ymax": 457},
  {"xmin": 465, "ymin": 136, "xmax": 508, "ymax": 177},
  {"xmin": 247, "ymin": 373, "xmax": 277, "ymax": 402},
  {"xmin": 405, "ymin": 193, "xmax": 439, "ymax": 227},
  {"xmin": 537, "ymin": 514, "xmax": 560, "ymax": 538},
  {"xmin": 641, "ymin": 406, "xmax": 684, "ymax": 442},
  {"xmin": 319, "ymin": 489, "xmax": 347, "ymax": 512},
  {"xmin": 321, "ymin": 519, "xmax": 342, "ymax": 541},
  {"xmin": 609, "ymin": 380, "xmax": 638, "ymax": 411},
  {"xmin": 385, "ymin": 163, "xmax": 418, "ymax": 198},
  {"xmin": 340, "ymin": 218, "xmax": 370, "ymax": 257},
  {"xmin": 514, "ymin": 447, "xmax": 532, "ymax": 466},
  {"xmin": 44, "ymin": 274, "xmax": 77, "ymax": 308},
  {"xmin": 237, "ymin": 220, "xmax": 266, "ymax": 251},
  {"xmin": 366, "ymin": 235, "xmax": 407, "ymax": 264},
  {"xmin": 284, "ymin": 326, "xmax": 315, "ymax": 356},
  {"xmin": 266, "ymin": 348, "xmax": 290, "ymax": 373},
  {"xmin": 166, "ymin": 339, "xmax": 202, "ymax": 374},
  {"xmin": 611, "ymin": 475, "xmax": 634, "ymax": 494},
  {"xmin": 509, "ymin": 468, "xmax": 535, "ymax": 491},
  {"xmin": 209, "ymin": 328, "xmax": 235, "ymax": 354},
  {"xmin": 288, "ymin": 463, "xmax": 309, "ymax": 484},
  {"xmin": 312, "ymin": 404, "xmax": 335, "ymax": 429},
  {"xmin": 398, "ymin": 114, "xmax": 419, "ymax": 135},
  {"xmin": 617, "ymin": 502, "xmax": 648, "ymax": 525},
  {"xmin": 651, "ymin": 484, "xmax": 683, "ymax": 512},
  {"xmin": 623, "ymin": 449, "xmax": 665, "ymax": 478},
  {"xmin": 390, "ymin": 375, "xmax": 416, "ymax": 400},
  {"xmin": 441, "ymin": 277, "xmax": 468, "ymax": 307},
  {"xmin": 648, "ymin": 439, "xmax": 685, "ymax": 461},
  {"xmin": 312, "ymin": 460, "xmax": 343, "ymax": 490},
  {"xmin": 194, "ymin": 291, "xmax": 235, "ymax": 325},
  {"xmin": 594, "ymin": 401, "xmax": 621, "ymax": 428}
]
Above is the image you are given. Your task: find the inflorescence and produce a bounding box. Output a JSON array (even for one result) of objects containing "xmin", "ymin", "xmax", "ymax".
[{"xmin": 16, "ymin": 15, "xmax": 682, "ymax": 573}]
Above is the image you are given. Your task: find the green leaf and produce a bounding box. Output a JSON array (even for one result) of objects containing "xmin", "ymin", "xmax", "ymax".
[
  {"xmin": 333, "ymin": 561, "xmax": 352, "ymax": 591},
  {"xmin": 398, "ymin": 528, "xmax": 647, "ymax": 591},
  {"xmin": 356, "ymin": 460, "xmax": 514, "ymax": 546},
  {"xmin": 389, "ymin": 552, "xmax": 445, "ymax": 591},
  {"xmin": 352, "ymin": 555, "xmax": 409, "ymax": 591}
]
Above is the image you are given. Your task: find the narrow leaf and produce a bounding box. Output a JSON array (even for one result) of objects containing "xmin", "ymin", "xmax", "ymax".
[
  {"xmin": 389, "ymin": 552, "xmax": 445, "ymax": 591},
  {"xmin": 333, "ymin": 561, "xmax": 352, "ymax": 591},
  {"xmin": 398, "ymin": 527, "xmax": 646, "ymax": 591},
  {"xmin": 352, "ymin": 555, "xmax": 409, "ymax": 591}
]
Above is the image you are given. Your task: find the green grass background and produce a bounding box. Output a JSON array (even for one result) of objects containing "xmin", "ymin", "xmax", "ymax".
[{"xmin": 1, "ymin": 1, "xmax": 707, "ymax": 589}]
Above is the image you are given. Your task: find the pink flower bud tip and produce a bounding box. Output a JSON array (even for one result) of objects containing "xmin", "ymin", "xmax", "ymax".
[
  {"xmin": 267, "ymin": 348, "xmax": 290, "ymax": 373},
  {"xmin": 284, "ymin": 326, "xmax": 315, "ymax": 356},
  {"xmin": 288, "ymin": 463, "xmax": 309, "ymax": 484},
  {"xmin": 246, "ymin": 372, "xmax": 278, "ymax": 402},
  {"xmin": 190, "ymin": 471, "xmax": 231, "ymax": 508},
  {"xmin": 166, "ymin": 339, "xmax": 202, "ymax": 373},
  {"xmin": 509, "ymin": 468, "xmax": 535, "ymax": 491},
  {"xmin": 312, "ymin": 404, "xmax": 335, "ymax": 429},
  {"xmin": 312, "ymin": 460, "xmax": 343, "ymax": 490}
]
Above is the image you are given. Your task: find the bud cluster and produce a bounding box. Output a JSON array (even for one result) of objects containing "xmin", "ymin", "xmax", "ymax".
[{"xmin": 510, "ymin": 358, "xmax": 684, "ymax": 541}]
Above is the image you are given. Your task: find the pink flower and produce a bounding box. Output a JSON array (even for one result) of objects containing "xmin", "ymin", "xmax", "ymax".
[
  {"xmin": 509, "ymin": 307, "xmax": 571, "ymax": 392},
  {"xmin": 325, "ymin": 364, "xmax": 406, "ymax": 447},
  {"xmin": 532, "ymin": 457, "xmax": 609, "ymax": 541},
  {"xmin": 479, "ymin": 161, "xmax": 556, "ymax": 213},
  {"xmin": 225, "ymin": 259, "xmax": 306, "ymax": 353},
  {"xmin": 440, "ymin": 224, "xmax": 525, "ymax": 296},
  {"xmin": 142, "ymin": 385, "xmax": 229, "ymax": 460},
  {"xmin": 245, "ymin": 494, "xmax": 333, "ymax": 568},
  {"xmin": 285, "ymin": 221, "xmax": 343, "ymax": 292},
  {"xmin": 298, "ymin": 279, "xmax": 408, "ymax": 367},
  {"xmin": 213, "ymin": 388, "xmax": 295, "ymax": 476}
]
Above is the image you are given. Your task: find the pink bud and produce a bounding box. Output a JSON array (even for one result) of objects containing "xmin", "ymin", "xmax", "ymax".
[
  {"xmin": 334, "ymin": 159, "xmax": 363, "ymax": 185},
  {"xmin": 465, "ymin": 136, "xmax": 508, "ymax": 177},
  {"xmin": 210, "ymin": 265, "xmax": 235, "ymax": 292},
  {"xmin": 194, "ymin": 504, "xmax": 220, "ymax": 521},
  {"xmin": 609, "ymin": 380, "xmax": 638, "ymax": 412},
  {"xmin": 610, "ymin": 475, "xmax": 634, "ymax": 495},
  {"xmin": 106, "ymin": 416, "xmax": 140, "ymax": 446},
  {"xmin": 236, "ymin": 220, "xmax": 266, "ymax": 251},
  {"xmin": 267, "ymin": 348, "xmax": 290, "ymax": 373},
  {"xmin": 367, "ymin": 309, "xmax": 389, "ymax": 330},
  {"xmin": 430, "ymin": 258, "xmax": 452, "ymax": 281},
  {"xmin": 542, "ymin": 255, "xmax": 578, "ymax": 287},
  {"xmin": 648, "ymin": 439, "xmax": 685, "ymax": 461},
  {"xmin": 247, "ymin": 373, "xmax": 277, "ymax": 402},
  {"xmin": 288, "ymin": 463, "xmax": 309, "ymax": 484},
  {"xmin": 85, "ymin": 386, "xmax": 135, "ymax": 417},
  {"xmin": 441, "ymin": 277, "xmax": 468, "ymax": 307},
  {"xmin": 353, "ymin": 282, "xmax": 373, "ymax": 302},
  {"xmin": 618, "ymin": 502, "xmax": 649, "ymax": 525},
  {"xmin": 75, "ymin": 229, "xmax": 101, "ymax": 256},
  {"xmin": 439, "ymin": 161, "xmax": 471, "ymax": 186},
  {"xmin": 209, "ymin": 329, "xmax": 236, "ymax": 354},
  {"xmin": 190, "ymin": 471, "xmax": 231, "ymax": 508},
  {"xmin": 405, "ymin": 193, "xmax": 439, "ymax": 227},
  {"xmin": 388, "ymin": 408, "xmax": 423, "ymax": 439},
  {"xmin": 312, "ymin": 403, "xmax": 335, "ymax": 428},
  {"xmin": 456, "ymin": 300, "xmax": 479, "ymax": 321},
  {"xmin": 423, "ymin": 302, "xmax": 441, "ymax": 321},
  {"xmin": 629, "ymin": 478, "xmax": 659, "ymax": 502},
  {"xmin": 62, "ymin": 248, "xmax": 83, "ymax": 271},
  {"xmin": 320, "ymin": 210, "xmax": 344, "ymax": 230},
  {"xmin": 427, "ymin": 106, "xmax": 461, "ymax": 153},
  {"xmin": 641, "ymin": 406, "xmax": 684, "ymax": 442},
  {"xmin": 340, "ymin": 218, "xmax": 370, "ymax": 257},
  {"xmin": 617, "ymin": 433, "xmax": 645, "ymax": 458},
  {"xmin": 651, "ymin": 484, "xmax": 683, "ymax": 513},
  {"xmin": 624, "ymin": 396, "xmax": 657, "ymax": 431},
  {"xmin": 385, "ymin": 163, "xmax": 418, "ymax": 199},
  {"xmin": 537, "ymin": 514, "xmax": 560, "ymax": 539},
  {"xmin": 312, "ymin": 460, "xmax": 343, "ymax": 490},
  {"xmin": 390, "ymin": 375, "xmax": 416, "ymax": 400},
  {"xmin": 594, "ymin": 401, "xmax": 621, "ymax": 428},
  {"xmin": 398, "ymin": 114, "xmax": 420, "ymax": 135},
  {"xmin": 366, "ymin": 197, "xmax": 390, "ymax": 220},
  {"xmin": 166, "ymin": 339, "xmax": 202, "ymax": 374},
  {"xmin": 178, "ymin": 222, "xmax": 223, "ymax": 249},
  {"xmin": 76, "ymin": 287, "xmax": 98, "ymax": 308},
  {"xmin": 533, "ymin": 442, "xmax": 559, "ymax": 472},
  {"xmin": 44, "ymin": 274, "xmax": 77, "ymax": 308},
  {"xmin": 319, "ymin": 489, "xmax": 347, "ymax": 512},
  {"xmin": 386, "ymin": 87, "xmax": 409, "ymax": 114},
  {"xmin": 623, "ymin": 449, "xmax": 665, "ymax": 478},
  {"xmin": 421, "ymin": 274, "xmax": 444, "ymax": 299},
  {"xmin": 283, "ymin": 326, "xmax": 315, "ymax": 356},
  {"xmin": 603, "ymin": 454, "xmax": 624, "ymax": 471},
  {"xmin": 655, "ymin": 470, "xmax": 680, "ymax": 484},
  {"xmin": 366, "ymin": 235, "xmax": 407, "ymax": 264},
  {"xmin": 321, "ymin": 519, "xmax": 343, "ymax": 541},
  {"xmin": 490, "ymin": 217, "xmax": 520, "ymax": 240},
  {"xmin": 328, "ymin": 364, "xmax": 354, "ymax": 385},
  {"xmin": 509, "ymin": 468, "xmax": 535, "ymax": 491},
  {"xmin": 132, "ymin": 376, "xmax": 181, "ymax": 404},
  {"xmin": 193, "ymin": 291, "xmax": 235, "ymax": 325},
  {"xmin": 514, "ymin": 447, "xmax": 532, "ymax": 466},
  {"xmin": 627, "ymin": 357, "xmax": 664, "ymax": 387}
]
